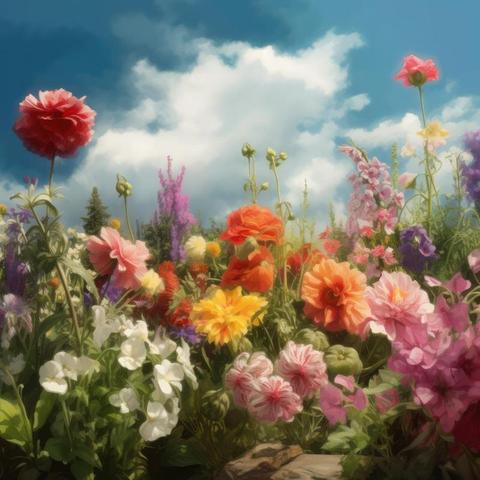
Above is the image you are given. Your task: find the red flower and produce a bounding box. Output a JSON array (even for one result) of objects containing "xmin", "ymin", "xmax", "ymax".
[
  {"xmin": 286, "ymin": 244, "xmax": 324, "ymax": 276},
  {"xmin": 14, "ymin": 89, "xmax": 95, "ymax": 159},
  {"xmin": 220, "ymin": 205, "xmax": 284, "ymax": 245},
  {"xmin": 221, "ymin": 247, "xmax": 275, "ymax": 293},
  {"xmin": 394, "ymin": 55, "xmax": 439, "ymax": 87},
  {"xmin": 144, "ymin": 261, "xmax": 180, "ymax": 321},
  {"xmin": 323, "ymin": 239, "xmax": 341, "ymax": 256},
  {"xmin": 167, "ymin": 298, "xmax": 193, "ymax": 327},
  {"xmin": 451, "ymin": 402, "xmax": 480, "ymax": 455},
  {"xmin": 188, "ymin": 262, "xmax": 209, "ymax": 293}
]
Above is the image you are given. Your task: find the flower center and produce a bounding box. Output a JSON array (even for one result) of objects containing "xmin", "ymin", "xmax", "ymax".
[{"xmin": 390, "ymin": 286, "xmax": 407, "ymax": 304}]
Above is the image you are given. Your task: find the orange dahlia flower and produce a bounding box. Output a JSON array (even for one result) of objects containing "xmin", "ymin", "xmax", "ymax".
[
  {"xmin": 301, "ymin": 258, "xmax": 370, "ymax": 335},
  {"xmin": 221, "ymin": 247, "xmax": 275, "ymax": 293},
  {"xmin": 220, "ymin": 205, "xmax": 284, "ymax": 245}
]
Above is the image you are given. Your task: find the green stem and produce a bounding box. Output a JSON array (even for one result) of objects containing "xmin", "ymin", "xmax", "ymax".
[
  {"xmin": 48, "ymin": 156, "xmax": 56, "ymax": 192},
  {"xmin": 418, "ymin": 86, "xmax": 434, "ymax": 234},
  {"xmin": 60, "ymin": 397, "xmax": 74, "ymax": 447},
  {"xmin": 124, "ymin": 196, "xmax": 135, "ymax": 242},
  {"xmin": 29, "ymin": 205, "xmax": 83, "ymax": 355}
]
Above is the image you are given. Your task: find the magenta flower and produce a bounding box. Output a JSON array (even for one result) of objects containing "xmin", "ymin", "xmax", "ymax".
[{"xmin": 276, "ymin": 341, "xmax": 328, "ymax": 399}]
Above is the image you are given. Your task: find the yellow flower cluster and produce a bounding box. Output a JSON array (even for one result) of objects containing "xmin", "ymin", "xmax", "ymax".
[{"xmin": 191, "ymin": 287, "xmax": 266, "ymax": 345}]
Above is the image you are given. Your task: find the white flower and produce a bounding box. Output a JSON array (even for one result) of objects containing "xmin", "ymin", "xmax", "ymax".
[
  {"xmin": 153, "ymin": 359, "xmax": 184, "ymax": 396},
  {"xmin": 118, "ymin": 337, "xmax": 147, "ymax": 370},
  {"xmin": 109, "ymin": 388, "xmax": 140, "ymax": 414},
  {"xmin": 123, "ymin": 320, "xmax": 149, "ymax": 341},
  {"xmin": 39, "ymin": 360, "xmax": 67, "ymax": 395},
  {"xmin": 176, "ymin": 339, "xmax": 198, "ymax": 390},
  {"xmin": 54, "ymin": 352, "xmax": 80, "ymax": 381},
  {"xmin": 184, "ymin": 235, "xmax": 207, "ymax": 262},
  {"xmin": 148, "ymin": 329, "xmax": 177, "ymax": 358},
  {"xmin": 92, "ymin": 306, "xmax": 121, "ymax": 347},
  {"xmin": 139, "ymin": 401, "xmax": 173, "ymax": 442}
]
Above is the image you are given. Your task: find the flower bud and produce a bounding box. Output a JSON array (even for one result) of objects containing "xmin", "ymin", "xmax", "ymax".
[
  {"xmin": 116, "ymin": 175, "xmax": 133, "ymax": 197},
  {"xmin": 237, "ymin": 236, "xmax": 259, "ymax": 260},
  {"xmin": 325, "ymin": 345, "xmax": 363, "ymax": 376},
  {"xmin": 110, "ymin": 218, "xmax": 122, "ymax": 230},
  {"xmin": 260, "ymin": 182, "xmax": 269, "ymax": 191},
  {"xmin": 48, "ymin": 277, "xmax": 61, "ymax": 290},
  {"xmin": 236, "ymin": 336, "xmax": 253, "ymax": 353},
  {"xmin": 201, "ymin": 389, "xmax": 231, "ymax": 421},
  {"xmin": 279, "ymin": 152, "xmax": 288, "ymax": 162},
  {"xmin": 241, "ymin": 143, "xmax": 256, "ymax": 158},
  {"xmin": 0, "ymin": 204, "xmax": 7, "ymax": 216},
  {"xmin": 294, "ymin": 328, "xmax": 330, "ymax": 351},
  {"xmin": 265, "ymin": 147, "xmax": 276, "ymax": 163},
  {"xmin": 274, "ymin": 318, "xmax": 294, "ymax": 338}
]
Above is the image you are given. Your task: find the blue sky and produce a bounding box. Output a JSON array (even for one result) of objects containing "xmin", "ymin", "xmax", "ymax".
[{"xmin": 1, "ymin": 0, "xmax": 479, "ymax": 226}]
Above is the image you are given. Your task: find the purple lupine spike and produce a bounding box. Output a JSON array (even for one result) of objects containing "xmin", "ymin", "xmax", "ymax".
[
  {"xmin": 462, "ymin": 130, "xmax": 480, "ymax": 204},
  {"xmin": 154, "ymin": 156, "xmax": 196, "ymax": 261}
]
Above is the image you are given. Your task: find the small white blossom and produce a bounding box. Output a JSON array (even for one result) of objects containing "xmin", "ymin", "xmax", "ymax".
[
  {"xmin": 109, "ymin": 388, "xmax": 140, "ymax": 414},
  {"xmin": 153, "ymin": 359, "xmax": 184, "ymax": 396},
  {"xmin": 123, "ymin": 320, "xmax": 149, "ymax": 341},
  {"xmin": 118, "ymin": 337, "xmax": 147, "ymax": 370},
  {"xmin": 39, "ymin": 360, "xmax": 68, "ymax": 395},
  {"xmin": 139, "ymin": 401, "xmax": 173, "ymax": 442},
  {"xmin": 92, "ymin": 306, "xmax": 121, "ymax": 347},
  {"xmin": 176, "ymin": 339, "xmax": 198, "ymax": 390},
  {"xmin": 53, "ymin": 352, "xmax": 80, "ymax": 380},
  {"xmin": 148, "ymin": 329, "xmax": 177, "ymax": 358}
]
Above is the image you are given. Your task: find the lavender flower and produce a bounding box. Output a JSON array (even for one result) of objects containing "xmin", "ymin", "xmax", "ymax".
[
  {"xmin": 154, "ymin": 157, "xmax": 196, "ymax": 261},
  {"xmin": 0, "ymin": 294, "xmax": 32, "ymax": 348},
  {"xmin": 462, "ymin": 130, "xmax": 480, "ymax": 203},
  {"xmin": 169, "ymin": 325, "xmax": 203, "ymax": 345},
  {"xmin": 399, "ymin": 225, "xmax": 437, "ymax": 273}
]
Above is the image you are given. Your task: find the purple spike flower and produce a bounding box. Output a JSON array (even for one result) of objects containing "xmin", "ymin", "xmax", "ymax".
[
  {"xmin": 154, "ymin": 157, "xmax": 196, "ymax": 261},
  {"xmin": 462, "ymin": 130, "xmax": 480, "ymax": 203}
]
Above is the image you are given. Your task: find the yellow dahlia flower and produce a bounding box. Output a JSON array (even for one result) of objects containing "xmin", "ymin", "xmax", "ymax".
[{"xmin": 191, "ymin": 287, "xmax": 267, "ymax": 345}]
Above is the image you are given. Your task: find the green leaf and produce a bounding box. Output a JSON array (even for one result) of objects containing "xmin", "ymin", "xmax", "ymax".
[
  {"xmin": 45, "ymin": 437, "xmax": 74, "ymax": 463},
  {"xmin": 75, "ymin": 444, "xmax": 100, "ymax": 467},
  {"xmin": 33, "ymin": 391, "xmax": 57, "ymax": 431},
  {"xmin": 0, "ymin": 397, "xmax": 28, "ymax": 447},
  {"xmin": 71, "ymin": 460, "xmax": 94, "ymax": 480},
  {"xmin": 61, "ymin": 257, "xmax": 99, "ymax": 302}
]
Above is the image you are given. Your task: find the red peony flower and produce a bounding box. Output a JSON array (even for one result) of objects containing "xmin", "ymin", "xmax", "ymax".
[
  {"xmin": 221, "ymin": 247, "xmax": 275, "ymax": 293},
  {"xmin": 14, "ymin": 89, "xmax": 96, "ymax": 159},
  {"xmin": 394, "ymin": 55, "xmax": 439, "ymax": 87},
  {"xmin": 220, "ymin": 204, "xmax": 284, "ymax": 245}
]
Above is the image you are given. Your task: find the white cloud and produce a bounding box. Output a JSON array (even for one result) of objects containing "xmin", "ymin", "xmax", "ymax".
[{"xmin": 40, "ymin": 30, "xmax": 368, "ymax": 228}]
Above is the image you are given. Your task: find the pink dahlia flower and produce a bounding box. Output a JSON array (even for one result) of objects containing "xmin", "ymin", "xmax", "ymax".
[
  {"xmin": 276, "ymin": 341, "xmax": 328, "ymax": 398},
  {"xmin": 366, "ymin": 271, "xmax": 433, "ymax": 343},
  {"xmin": 248, "ymin": 375, "xmax": 302, "ymax": 423},
  {"xmin": 14, "ymin": 89, "xmax": 95, "ymax": 159},
  {"xmin": 394, "ymin": 55, "xmax": 439, "ymax": 87},
  {"xmin": 225, "ymin": 352, "xmax": 273, "ymax": 408},
  {"xmin": 87, "ymin": 227, "xmax": 150, "ymax": 290}
]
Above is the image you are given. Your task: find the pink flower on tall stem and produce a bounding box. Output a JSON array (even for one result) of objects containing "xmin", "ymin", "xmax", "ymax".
[
  {"xmin": 87, "ymin": 227, "xmax": 150, "ymax": 290},
  {"xmin": 395, "ymin": 55, "xmax": 439, "ymax": 87},
  {"xmin": 14, "ymin": 89, "xmax": 95, "ymax": 159},
  {"xmin": 276, "ymin": 341, "xmax": 327, "ymax": 398},
  {"xmin": 248, "ymin": 375, "xmax": 302, "ymax": 423}
]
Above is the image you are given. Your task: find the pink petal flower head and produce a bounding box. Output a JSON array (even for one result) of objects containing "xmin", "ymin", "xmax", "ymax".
[
  {"xmin": 395, "ymin": 55, "xmax": 439, "ymax": 87},
  {"xmin": 247, "ymin": 375, "xmax": 302, "ymax": 423},
  {"xmin": 87, "ymin": 227, "xmax": 150, "ymax": 290},
  {"xmin": 318, "ymin": 383, "xmax": 347, "ymax": 425},
  {"xmin": 14, "ymin": 89, "xmax": 96, "ymax": 159},
  {"xmin": 334, "ymin": 374, "xmax": 356, "ymax": 392},
  {"xmin": 398, "ymin": 172, "xmax": 417, "ymax": 189},
  {"xmin": 225, "ymin": 352, "xmax": 256, "ymax": 408},
  {"xmin": 366, "ymin": 271, "xmax": 433, "ymax": 343},
  {"xmin": 468, "ymin": 249, "xmax": 480, "ymax": 274},
  {"xmin": 276, "ymin": 341, "xmax": 328, "ymax": 399},
  {"xmin": 445, "ymin": 273, "xmax": 471, "ymax": 295}
]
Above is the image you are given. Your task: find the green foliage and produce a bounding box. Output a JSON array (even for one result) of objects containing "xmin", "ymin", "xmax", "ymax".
[{"xmin": 82, "ymin": 187, "xmax": 110, "ymax": 235}]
